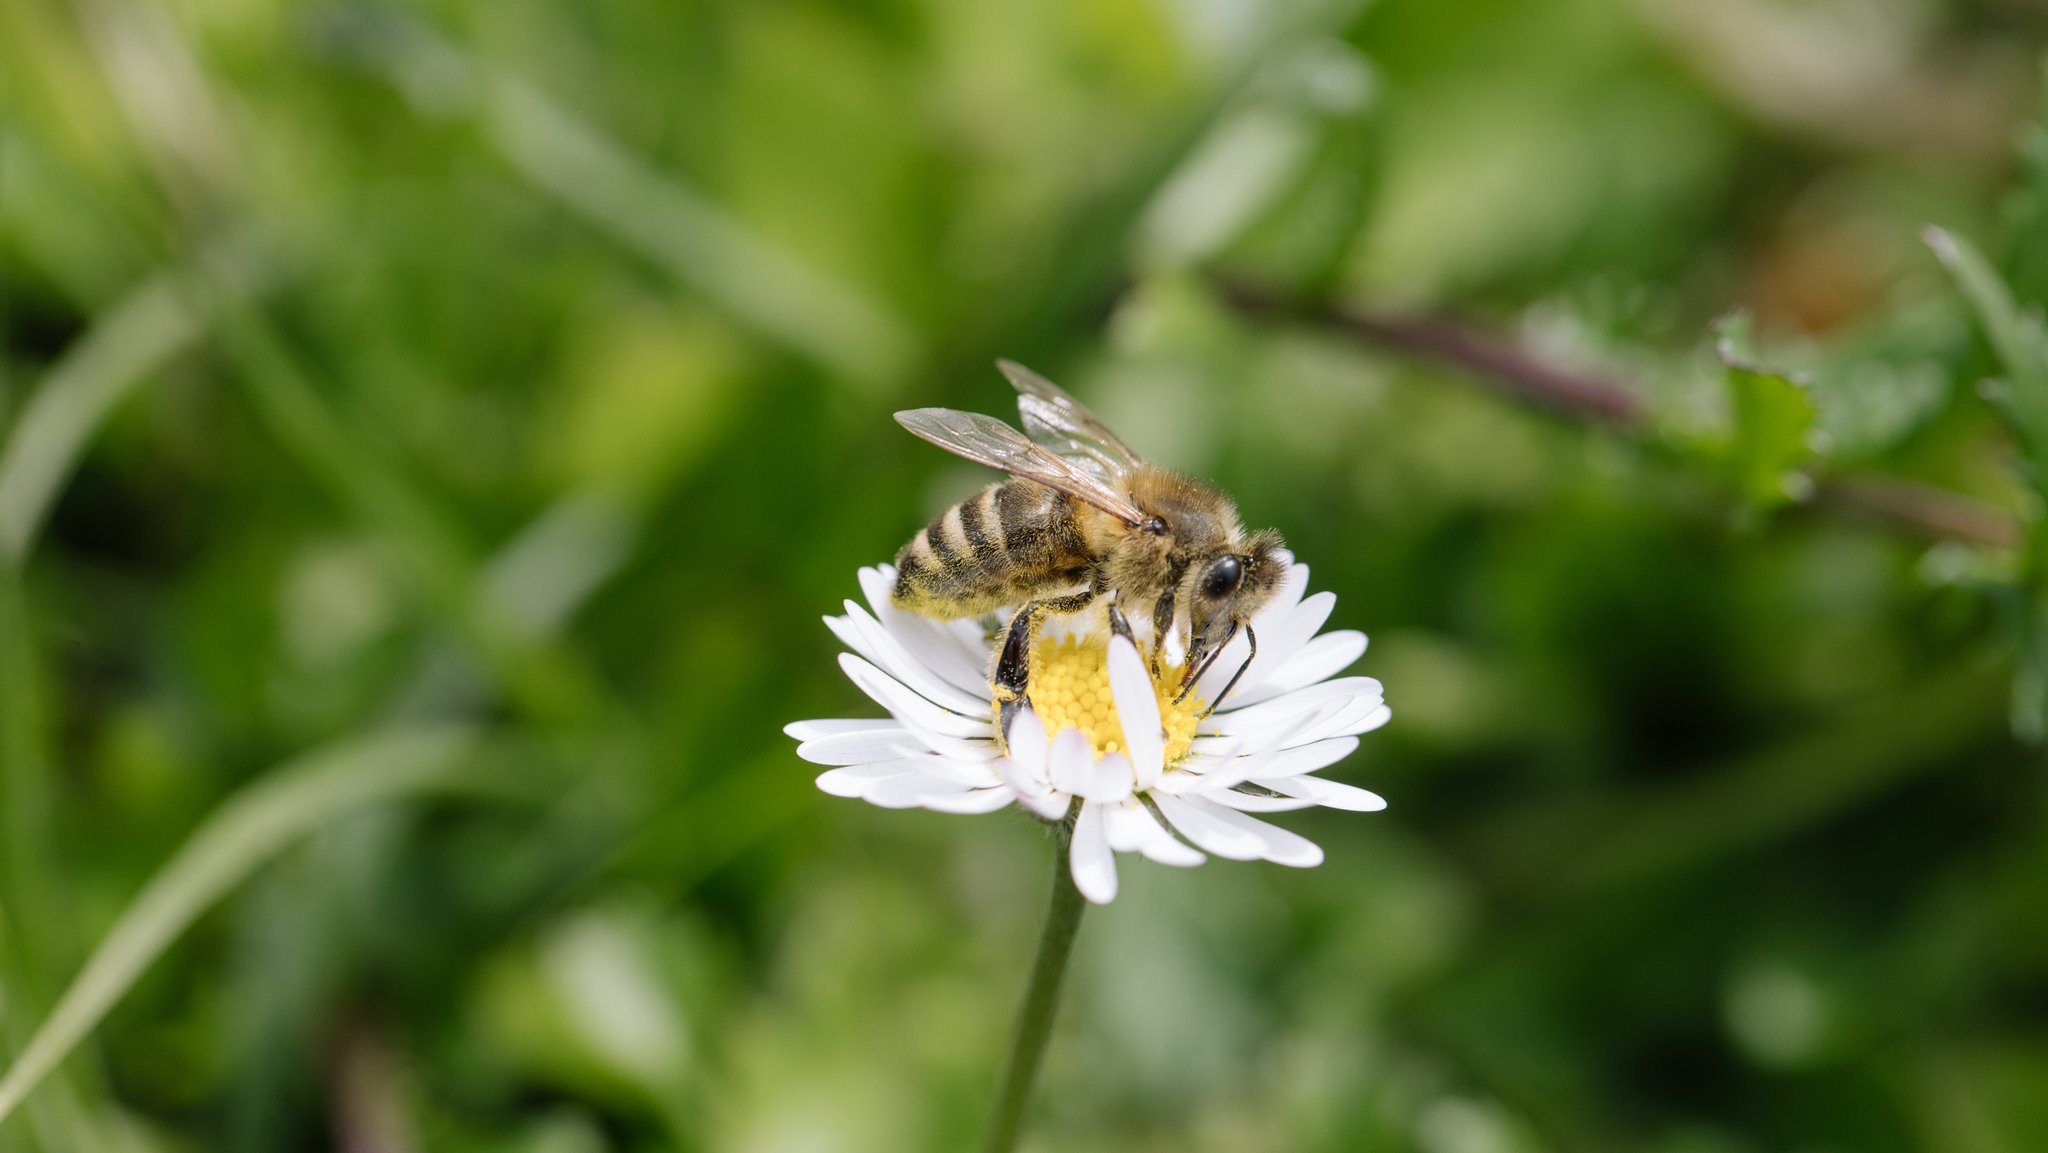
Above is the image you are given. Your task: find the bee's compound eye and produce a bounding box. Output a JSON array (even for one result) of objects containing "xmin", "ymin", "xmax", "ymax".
[{"xmin": 1202, "ymin": 555, "xmax": 1244, "ymax": 599}]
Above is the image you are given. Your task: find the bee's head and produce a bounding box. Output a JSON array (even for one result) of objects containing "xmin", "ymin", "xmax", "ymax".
[{"xmin": 1184, "ymin": 529, "xmax": 1286, "ymax": 671}]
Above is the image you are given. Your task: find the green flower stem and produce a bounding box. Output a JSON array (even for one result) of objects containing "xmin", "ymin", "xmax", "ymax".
[{"xmin": 981, "ymin": 811, "xmax": 1087, "ymax": 1153}]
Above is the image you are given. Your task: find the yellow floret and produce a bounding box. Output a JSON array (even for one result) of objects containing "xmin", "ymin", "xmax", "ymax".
[{"xmin": 1003, "ymin": 634, "xmax": 1204, "ymax": 766}]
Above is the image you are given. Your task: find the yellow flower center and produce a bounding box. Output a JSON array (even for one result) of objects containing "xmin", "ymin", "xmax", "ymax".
[{"xmin": 1007, "ymin": 634, "xmax": 1205, "ymax": 765}]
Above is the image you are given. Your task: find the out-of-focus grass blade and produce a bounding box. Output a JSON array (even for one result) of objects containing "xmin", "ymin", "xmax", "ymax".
[
  {"xmin": 0, "ymin": 577, "xmax": 55, "ymax": 934},
  {"xmin": 0, "ymin": 275, "xmax": 193, "ymax": 566},
  {"xmin": 0, "ymin": 244, "xmax": 262, "ymax": 567},
  {"xmin": 1473, "ymin": 665, "xmax": 2008, "ymax": 894},
  {"xmin": 0, "ymin": 725, "xmax": 481, "ymax": 1128},
  {"xmin": 60, "ymin": 0, "xmax": 622, "ymax": 731},
  {"xmin": 330, "ymin": 14, "xmax": 913, "ymax": 387},
  {"xmin": 485, "ymin": 80, "xmax": 915, "ymax": 387},
  {"xmin": 991, "ymin": 1, "xmax": 1368, "ymax": 353},
  {"xmin": 1140, "ymin": 38, "xmax": 1383, "ymax": 283},
  {"xmin": 0, "ymin": 573, "xmax": 91, "ymax": 1152},
  {"xmin": 482, "ymin": 491, "xmax": 638, "ymax": 640},
  {"xmin": 70, "ymin": 0, "xmax": 243, "ymax": 218},
  {"xmin": 180, "ymin": 262, "xmax": 613, "ymax": 729}
]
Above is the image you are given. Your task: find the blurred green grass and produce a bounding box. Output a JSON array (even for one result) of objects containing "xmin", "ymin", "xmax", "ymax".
[{"xmin": 3, "ymin": 0, "xmax": 2048, "ymax": 1150}]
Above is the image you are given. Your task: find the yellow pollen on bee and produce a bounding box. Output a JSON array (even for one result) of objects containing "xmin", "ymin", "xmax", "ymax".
[{"xmin": 1004, "ymin": 634, "xmax": 1205, "ymax": 764}]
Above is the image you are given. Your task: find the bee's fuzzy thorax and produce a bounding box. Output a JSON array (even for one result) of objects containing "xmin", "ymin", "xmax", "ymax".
[{"xmin": 1121, "ymin": 466, "xmax": 1243, "ymax": 547}]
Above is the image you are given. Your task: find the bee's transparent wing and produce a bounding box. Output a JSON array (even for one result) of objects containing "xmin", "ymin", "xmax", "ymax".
[
  {"xmin": 896, "ymin": 407, "xmax": 1149, "ymax": 527},
  {"xmin": 997, "ymin": 360, "xmax": 1145, "ymax": 480}
]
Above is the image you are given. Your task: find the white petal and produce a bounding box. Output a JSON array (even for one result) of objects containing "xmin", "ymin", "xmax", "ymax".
[
  {"xmin": 1259, "ymin": 555, "xmax": 1308, "ymax": 620},
  {"xmin": 857, "ymin": 564, "xmax": 897, "ymax": 617},
  {"xmin": 818, "ymin": 762, "xmax": 919, "ymax": 784},
  {"xmin": 829, "ymin": 602, "xmax": 992, "ymax": 716},
  {"xmin": 1069, "ymin": 803, "xmax": 1118, "ymax": 904},
  {"xmin": 1155, "ymin": 767, "xmax": 1223, "ymax": 794},
  {"xmin": 1183, "ymin": 735, "xmax": 1243, "ymax": 759},
  {"xmin": 997, "ymin": 752, "xmax": 1048, "ymax": 796},
  {"xmin": 839, "ymin": 654, "xmax": 992, "ymax": 741},
  {"xmin": 1205, "ymin": 788, "xmax": 1320, "ymax": 812},
  {"xmin": 1172, "ymin": 749, "xmax": 1232, "ymax": 772},
  {"xmin": 1340, "ymin": 703, "xmax": 1393, "ymax": 737},
  {"xmin": 1292, "ymin": 701, "xmax": 1391, "ymax": 746},
  {"xmin": 784, "ymin": 718, "xmax": 899, "ymax": 741},
  {"xmin": 816, "ymin": 766, "xmax": 908, "ymax": 798},
  {"xmin": 1158, "ymin": 625, "xmax": 1187, "ymax": 668},
  {"xmin": 1212, "ymin": 589, "xmax": 1335, "ymax": 706},
  {"xmin": 857, "ymin": 565, "xmax": 992, "ymax": 697},
  {"xmin": 1265, "ymin": 735, "xmax": 1363, "ymax": 776},
  {"xmin": 1019, "ymin": 787, "xmax": 1071, "ymax": 821},
  {"xmin": 1103, "ymin": 800, "xmax": 1204, "ymax": 866},
  {"xmin": 925, "ymin": 734, "xmax": 1003, "ymax": 763},
  {"xmin": 1151, "ymin": 792, "xmax": 1268, "ymax": 860},
  {"xmin": 919, "ymin": 786, "xmax": 1016, "ymax": 814},
  {"xmin": 1258, "ymin": 775, "xmax": 1387, "ymax": 811},
  {"xmin": 1202, "ymin": 677, "xmax": 1381, "ymax": 737},
  {"xmin": 1081, "ymin": 751, "xmax": 1135, "ymax": 804},
  {"xmin": 1196, "ymin": 801, "xmax": 1325, "ymax": 867},
  {"xmin": 796, "ymin": 727, "xmax": 936, "ymax": 766},
  {"xmin": 1106, "ymin": 635, "xmax": 1165, "ymax": 786},
  {"xmin": 1227, "ymin": 630, "xmax": 1368, "ymax": 707},
  {"xmin": 1047, "ymin": 726, "xmax": 1094, "ymax": 796},
  {"xmin": 1001, "ymin": 719, "xmax": 1073, "ymax": 820},
  {"xmin": 1006, "ymin": 708, "xmax": 1049, "ymax": 772},
  {"xmin": 867, "ymin": 771, "xmax": 983, "ymax": 809},
  {"xmin": 1196, "ymin": 699, "xmax": 1344, "ymax": 759},
  {"xmin": 917, "ymin": 757, "xmax": 1009, "ymax": 785},
  {"xmin": 1193, "ymin": 562, "xmax": 1311, "ymax": 701},
  {"xmin": 1275, "ymin": 587, "xmax": 1336, "ymax": 638},
  {"xmin": 1101, "ymin": 799, "xmax": 1147, "ymax": 851},
  {"xmin": 1196, "ymin": 737, "xmax": 1359, "ymax": 790},
  {"xmin": 816, "ymin": 757, "xmax": 989, "ymax": 801}
]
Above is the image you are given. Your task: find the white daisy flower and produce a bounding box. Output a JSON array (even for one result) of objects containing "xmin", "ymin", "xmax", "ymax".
[{"xmin": 787, "ymin": 555, "xmax": 1389, "ymax": 903}]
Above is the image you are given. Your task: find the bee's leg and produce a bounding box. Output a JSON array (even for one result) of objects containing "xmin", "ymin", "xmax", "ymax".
[
  {"xmin": 1149, "ymin": 590, "xmax": 1176, "ymax": 676},
  {"xmin": 1107, "ymin": 603, "xmax": 1136, "ymax": 647},
  {"xmin": 1196, "ymin": 625, "xmax": 1258, "ymax": 717},
  {"xmin": 1176, "ymin": 619, "xmax": 1244, "ymax": 705},
  {"xmin": 992, "ymin": 589, "xmax": 1099, "ymax": 741}
]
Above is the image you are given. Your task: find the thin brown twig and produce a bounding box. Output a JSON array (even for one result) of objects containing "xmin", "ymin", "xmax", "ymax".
[
  {"xmin": 1215, "ymin": 277, "xmax": 2018, "ymax": 549},
  {"xmin": 1815, "ymin": 477, "xmax": 2018, "ymax": 548},
  {"xmin": 1219, "ymin": 280, "xmax": 1643, "ymax": 426}
]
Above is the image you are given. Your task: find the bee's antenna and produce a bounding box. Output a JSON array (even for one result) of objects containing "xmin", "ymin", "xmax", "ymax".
[{"xmin": 1197, "ymin": 625, "xmax": 1257, "ymax": 717}]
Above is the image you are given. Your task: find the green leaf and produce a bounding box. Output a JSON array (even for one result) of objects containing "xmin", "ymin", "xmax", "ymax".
[
  {"xmin": 0, "ymin": 726, "xmax": 482, "ymax": 1128},
  {"xmin": 1714, "ymin": 316, "xmax": 1821, "ymax": 509}
]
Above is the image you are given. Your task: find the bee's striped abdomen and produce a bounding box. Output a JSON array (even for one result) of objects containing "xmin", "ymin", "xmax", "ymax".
[
  {"xmin": 891, "ymin": 480, "xmax": 1089, "ymax": 619},
  {"xmin": 957, "ymin": 489, "xmax": 998, "ymax": 555}
]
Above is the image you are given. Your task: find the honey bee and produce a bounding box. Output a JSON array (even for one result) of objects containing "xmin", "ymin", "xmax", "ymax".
[{"xmin": 892, "ymin": 361, "xmax": 1286, "ymax": 729}]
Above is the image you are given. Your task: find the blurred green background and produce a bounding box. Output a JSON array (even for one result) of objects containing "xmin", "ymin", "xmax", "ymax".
[{"xmin": 5, "ymin": 0, "xmax": 2048, "ymax": 1150}]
